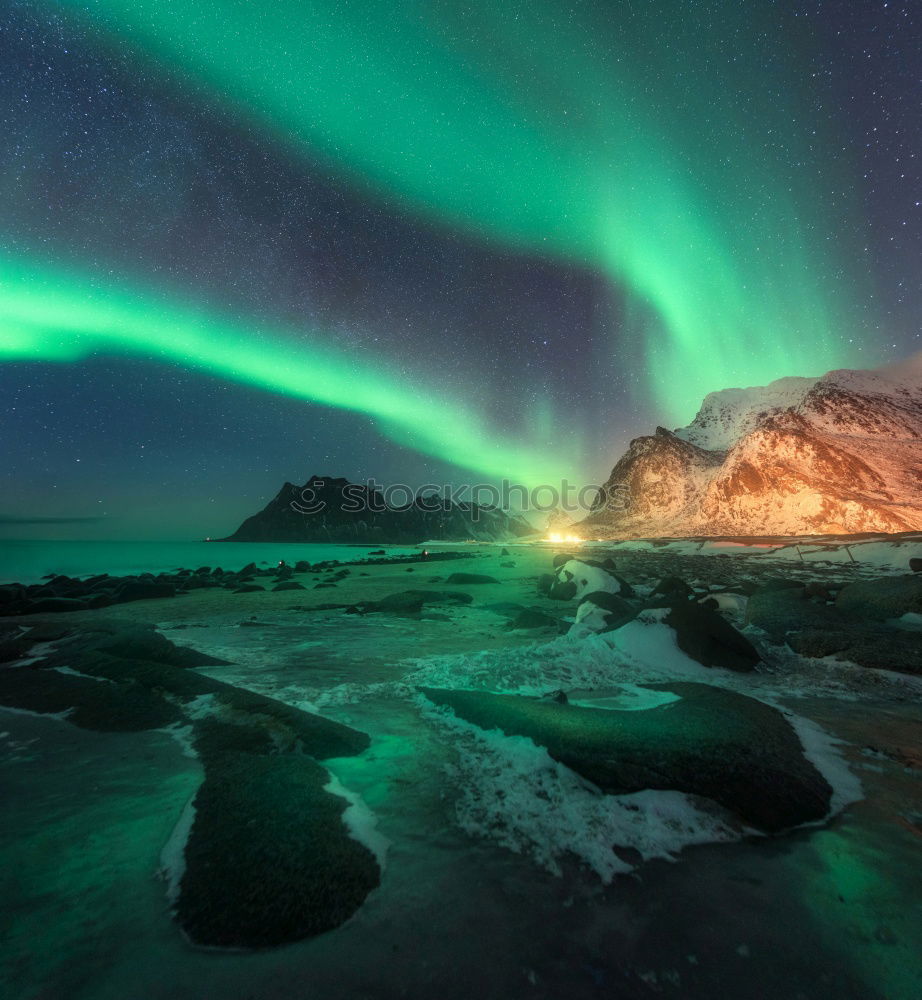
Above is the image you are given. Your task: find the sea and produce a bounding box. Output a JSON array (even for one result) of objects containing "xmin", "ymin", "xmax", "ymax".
[{"xmin": 0, "ymin": 539, "xmax": 422, "ymax": 585}]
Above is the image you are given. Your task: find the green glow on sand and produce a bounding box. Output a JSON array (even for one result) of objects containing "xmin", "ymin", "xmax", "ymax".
[
  {"xmin": 48, "ymin": 0, "xmax": 866, "ymax": 420},
  {"xmin": 0, "ymin": 254, "xmax": 573, "ymax": 488}
]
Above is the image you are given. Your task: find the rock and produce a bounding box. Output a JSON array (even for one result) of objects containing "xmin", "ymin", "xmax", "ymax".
[
  {"xmin": 294, "ymin": 560, "xmax": 312, "ymax": 572},
  {"xmin": 419, "ymin": 683, "xmax": 832, "ymax": 832},
  {"xmin": 350, "ymin": 590, "xmax": 474, "ymax": 616},
  {"xmin": 77, "ymin": 625, "xmax": 230, "ymax": 667},
  {"xmin": 499, "ymin": 561, "xmax": 516, "ymax": 568},
  {"xmin": 314, "ymin": 583, "xmax": 337, "ymax": 589},
  {"xmin": 272, "ymin": 581, "xmax": 305, "ymax": 591},
  {"xmin": 22, "ymin": 621, "xmax": 73, "ymax": 642},
  {"xmin": 0, "ymin": 666, "xmax": 182, "ymax": 731},
  {"xmin": 175, "ymin": 748, "xmax": 380, "ymax": 948},
  {"xmin": 789, "ymin": 626, "xmax": 922, "ymax": 675},
  {"xmin": 550, "ymin": 560, "xmax": 622, "ymax": 602},
  {"xmin": 240, "ymin": 562, "xmax": 258, "ymax": 576},
  {"xmin": 115, "ymin": 581, "xmax": 176, "ymax": 603},
  {"xmin": 20, "ymin": 597, "xmax": 89, "ymax": 614},
  {"xmin": 233, "ymin": 584, "xmax": 265, "ymax": 593},
  {"xmin": 652, "ymin": 576, "xmax": 693, "ymax": 599},
  {"xmin": 804, "ymin": 582, "xmax": 833, "ymax": 601},
  {"xmin": 275, "ymin": 565, "xmax": 294, "ymax": 581},
  {"xmin": 910, "ymin": 558, "xmax": 922, "ymax": 573},
  {"xmin": 536, "ymin": 573, "xmax": 556, "ymax": 596},
  {"xmin": 547, "ymin": 578, "xmax": 578, "ymax": 601},
  {"xmin": 0, "ymin": 638, "xmax": 33, "ymax": 663},
  {"xmin": 50, "ymin": 649, "xmax": 370, "ymax": 758},
  {"xmin": 500, "ymin": 548, "xmax": 510, "ymax": 556},
  {"xmin": 444, "ymin": 573, "xmax": 500, "ymax": 585},
  {"xmin": 572, "ymin": 592, "xmax": 636, "ymax": 633},
  {"xmin": 508, "ymin": 609, "xmax": 559, "ymax": 630},
  {"xmin": 663, "ymin": 604, "xmax": 760, "ymax": 672},
  {"xmin": 835, "ymin": 575, "xmax": 922, "ymax": 620},
  {"xmin": 745, "ymin": 585, "xmax": 837, "ymax": 639}
]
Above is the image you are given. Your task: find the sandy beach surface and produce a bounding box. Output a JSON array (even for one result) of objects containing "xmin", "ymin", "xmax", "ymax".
[{"xmin": 2, "ymin": 542, "xmax": 921, "ymax": 1000}]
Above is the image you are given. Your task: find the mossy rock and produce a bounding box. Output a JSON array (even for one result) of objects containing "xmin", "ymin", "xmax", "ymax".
[
  {"xmin": 53, "ymin": 650, "xmax": 370, "ymax": 759},
  {"xmin": 176, "ymin": 752, "xmax": 380, "ymax": 948},
  {"xmin": 0, "ymin": 666, "xmax": 181, "ymax": 731},
  {"xmin": 419, "ymin": 683, "xmax": 831, "ymax": 832}
]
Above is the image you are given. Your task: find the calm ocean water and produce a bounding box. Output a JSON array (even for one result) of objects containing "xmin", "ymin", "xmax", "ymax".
[{"xmin": 0, "ymin": 540, "xmax": 420, "ymax": 584}]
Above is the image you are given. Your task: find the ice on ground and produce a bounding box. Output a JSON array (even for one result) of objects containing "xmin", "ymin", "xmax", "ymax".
[
  {"xmin": 420, "ymin": 700, "xmax": 741, "ymax": 883},
  {"xmin": 782, "ymin": 712, "xmax": 863, "ymax": 819},
  {"xmin": 700, "ymin": 592, "xmax": 748, "ymax": 612},
  {"xmin": 159, "ymin": 796, "xmax": 197, "ymax": 905},
  {"xmin": 323, "ymin": 773, "xmax": 390, "ymax": 870},
  {"xmin": 53, "ymin": 666, "xmax": 113, "ymax": 682},
  {"xmin": 568, "ymin": 685, "xmax": 682, "ymax": 712}
]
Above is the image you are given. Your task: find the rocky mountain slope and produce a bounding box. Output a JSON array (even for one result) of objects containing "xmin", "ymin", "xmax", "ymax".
[
  {"xmin": 223, "ymin": 475, "xmax": 535, "ymax": 543},
  {"xmin": 585, "ymin": 363, "xmax": 922, "ymax": 537}
]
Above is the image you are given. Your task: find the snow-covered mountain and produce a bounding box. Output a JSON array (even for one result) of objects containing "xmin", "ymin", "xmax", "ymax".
[{"xmin": 585, "ymin": 362, "xmax": 922, "ymax": 537}]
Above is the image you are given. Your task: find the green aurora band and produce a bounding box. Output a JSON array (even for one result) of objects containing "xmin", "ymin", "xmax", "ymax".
[
  {"xmin": 5, "ymin": 1, "xmax": 871, "ymax": 477},
  {"xmin": 0, "ymin": 254, "xmax": 572, "ymax": 488}
]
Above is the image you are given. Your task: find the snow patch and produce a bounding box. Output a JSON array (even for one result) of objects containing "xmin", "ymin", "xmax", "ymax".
[
  {"xmin": 422, "ymin": 702, "xmax": 740, "ymax": 883},
  {"xmin": 323, "ymin": 773, "xmax": 390, "ymax": 870},
  {"xmin": 159, "ymin": 796, "xmax": 197, "ymax": 905}
]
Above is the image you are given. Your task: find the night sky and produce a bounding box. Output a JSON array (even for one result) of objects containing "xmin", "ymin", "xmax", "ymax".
[{"xmin": 1, "ymin": 1, "xmax": 919, "ymax": 539}]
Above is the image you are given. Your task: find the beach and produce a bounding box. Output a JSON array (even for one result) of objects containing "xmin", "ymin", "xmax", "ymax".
[{"xmin": 1, "ymin": 541, "xmax": 921, "ymax": 1000}]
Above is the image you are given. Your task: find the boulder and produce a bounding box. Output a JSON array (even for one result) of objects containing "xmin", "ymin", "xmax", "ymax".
[
  {"xmin": 745, "ymin": 585, "xmax": 838, "ymax": 639},
  {"xmin": 175, "ymin": 748, "xmax": 380, "ymax": 948},
  {"xmin": 664, "ymin": 603, "xmax": 760, "ymax": 672},
  {"xmin": 550, "ymin": 560, "xmax": 622, "ymax": 602},
  {"xmin": 789, "ymin": 626, "xmax": 922, "ymax": 675},
  {"xmin": 572, "ymin": 592, "xmax": 637, "ymax": 633},
  {"xmin": 0, "ymin": 665, "xmax": 182, "ymax": 731},
  {"xmin": 81, "ymin": 625, "xmax": 230, "ymax": 667},
  {"xmin": 115, "ymin": 581, "xmax": 176, "ymax": 603},
  {"xmin": 349, "ymin": 590, "xmax": 474, "ymax": 616},
  {"xmin": 835, "ymin": 575, "xmax": 922, "ymax": 620},
  {"xmin": 419, "ymin": 683, "xmax": 832, "ymax": 832},
  {"xmin": 508, "ymin": 609, "xmax": 559, "ymax": 630},
  {"xmin": 652, "ymin": 576, "xmax": 693, "ymax": 599},
  {"xmin": 20, "ymin": 597, "xmax": 88, "ymax": 614}
]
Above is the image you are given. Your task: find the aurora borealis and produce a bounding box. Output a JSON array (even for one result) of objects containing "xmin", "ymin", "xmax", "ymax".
[{"xmin": 1, "ymin": 1, "xmax": 920, "ymax": 536}]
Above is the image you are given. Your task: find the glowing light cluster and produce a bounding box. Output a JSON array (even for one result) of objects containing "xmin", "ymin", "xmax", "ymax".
[{"xmin": 547, "ymin": 532, "xmax": 583, "ymax": 545}]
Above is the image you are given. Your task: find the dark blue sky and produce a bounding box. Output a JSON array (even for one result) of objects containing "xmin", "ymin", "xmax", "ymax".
[{"xmin": 1, "ymin": 1, "xmax": 919, "ymax": 539}]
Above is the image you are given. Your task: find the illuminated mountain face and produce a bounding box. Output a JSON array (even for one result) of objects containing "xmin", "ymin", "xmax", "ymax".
[{"xmin": 587, "ymin": 363, "xmax": 922, "ymax": 537}]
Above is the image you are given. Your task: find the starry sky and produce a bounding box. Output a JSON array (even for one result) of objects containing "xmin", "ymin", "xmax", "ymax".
[{"xmin": 0, "ymin": 0, "xmax": 919, "ymax": 539}]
